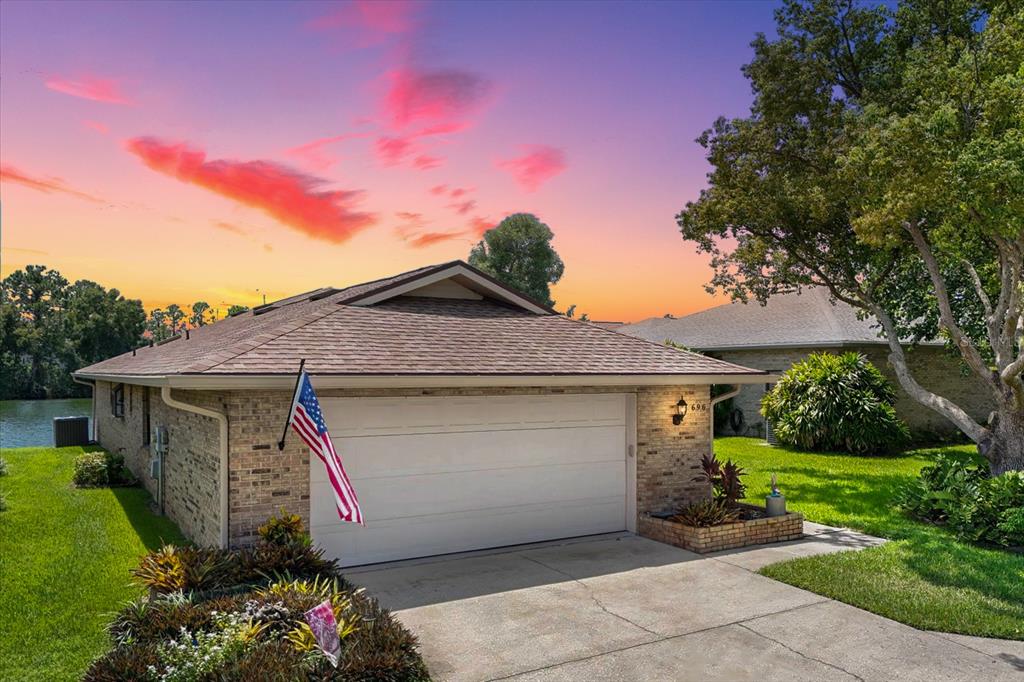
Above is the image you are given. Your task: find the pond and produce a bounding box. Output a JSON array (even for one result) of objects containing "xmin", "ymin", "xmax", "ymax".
[{"xmin": 0, "ymin": 399, "xmax": 92, "ymax": 448}]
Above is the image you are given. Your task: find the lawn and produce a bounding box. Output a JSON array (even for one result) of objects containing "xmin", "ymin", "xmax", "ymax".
[
  {"xmin": 717, "ymin": 437, "xmax": 1024, "ymax": 640},
  {"xmin": 0, "ymin": 446, "xmax": 185, "ymax": 681}
]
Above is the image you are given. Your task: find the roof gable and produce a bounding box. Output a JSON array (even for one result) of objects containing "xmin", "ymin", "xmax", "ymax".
[{"xmin": 341, "ymin": 261, "xmax": 553, "ymax": 315}]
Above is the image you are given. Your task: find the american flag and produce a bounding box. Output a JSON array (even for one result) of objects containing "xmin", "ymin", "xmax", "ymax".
[{"xmin": 288, "ymin": 372, "xmax": 363, "ymax": 524}]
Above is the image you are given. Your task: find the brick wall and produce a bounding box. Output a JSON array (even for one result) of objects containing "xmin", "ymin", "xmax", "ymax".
[
  {"xmin": 95, "ymin": 381, "xmax": 222, "ymax": 546},
  {"xmin": 638, "ymin": 510, "xmax": 804, "ymax": 553},
  {"xmin": 711, "ymin": 345, "xmax": 994, "ymax": 439},
  {"xmin": 98, "ymin": 382, "xmax": 714, "ymax": 548}
]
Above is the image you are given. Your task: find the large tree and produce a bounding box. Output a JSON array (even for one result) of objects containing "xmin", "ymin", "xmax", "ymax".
[
  {"xmin": 0, "ymin": 267, "xmax": 145, "ymax": 398},
  {"xmin": 678, "ymin": 0, "xmax": 1023, "ymax": 473},
  {"xmin": 468, "ymin": 213, "xmax": 565, "ymax": 307}
]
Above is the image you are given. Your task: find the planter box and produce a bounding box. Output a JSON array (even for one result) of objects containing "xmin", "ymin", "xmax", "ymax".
[{"xmin": 638, "ymin": 504, "xmax": 804, "ymax": 554}]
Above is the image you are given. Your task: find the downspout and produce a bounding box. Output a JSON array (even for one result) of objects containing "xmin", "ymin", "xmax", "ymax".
[
  {"xmin": 709, "ymin": 385, "xmax": 742, "ymax": 454},
  {"xmin": 160, "ymin": 386, "xmax": 229, "ymax": 549},
  {"xmin": 71, "ymin": 376, "xmax": 97, "ymax": 442}
]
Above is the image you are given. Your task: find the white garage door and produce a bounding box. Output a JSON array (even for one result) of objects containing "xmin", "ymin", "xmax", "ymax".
[{"xmin": 311, "ymin": 393, "xmax": 633, "ymax": 567}]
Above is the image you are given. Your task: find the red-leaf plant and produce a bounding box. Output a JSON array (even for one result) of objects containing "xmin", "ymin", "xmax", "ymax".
[{"xmin": 694, "ymin": 453, "xmax": 747, "ymax": 507}]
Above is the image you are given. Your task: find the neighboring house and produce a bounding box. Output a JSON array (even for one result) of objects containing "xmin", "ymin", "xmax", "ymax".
[
  {"xmin": 620, "ymin": 289, "xmax": 994, "ymax": 439},
  {"xmin": 74, "ymin": 260, "xmax": 766, "ymax": 566}
]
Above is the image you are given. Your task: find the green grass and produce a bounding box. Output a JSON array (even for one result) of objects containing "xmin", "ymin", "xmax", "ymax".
[
  {"xmin": 0, "ymin": 446, "xmax": 185, "ymax": 681},
  {"xmin": 716, "ymin": 437, "xmax": 1024, "ymax": 640}
]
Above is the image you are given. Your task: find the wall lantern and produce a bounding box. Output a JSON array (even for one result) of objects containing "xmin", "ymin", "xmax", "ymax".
[{"xmin": 672, "ymin": 397, "xmax": 688, "ymax": 425}]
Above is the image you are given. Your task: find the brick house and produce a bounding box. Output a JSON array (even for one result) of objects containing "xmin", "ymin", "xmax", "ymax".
[
  {"xmin": 74, "ymin": 261, "xmax": 767, "ymax": 566},
  {"xmin": 619, "ymin": 288, "xmax": 994, "ymax": 439}
]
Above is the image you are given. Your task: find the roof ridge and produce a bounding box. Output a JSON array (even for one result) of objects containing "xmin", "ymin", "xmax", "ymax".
[
  {"xmin": 550, "ymin": 314, "xmax": 762, "ymax": 375},
  {"xmin": 182, "ymin": 303, "xmax": 342, "ymax": 374}
]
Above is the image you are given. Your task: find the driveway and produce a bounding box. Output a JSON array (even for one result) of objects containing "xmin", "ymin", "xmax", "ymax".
[{"xmin": 350, "ymin": 532, "xmax": 1024, "ymax": 682}]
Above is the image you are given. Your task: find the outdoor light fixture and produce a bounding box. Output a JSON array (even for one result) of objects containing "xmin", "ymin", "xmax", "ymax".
[{"xmin": 672, "ymin": 397, "xmax": 688, "ymax": 425}]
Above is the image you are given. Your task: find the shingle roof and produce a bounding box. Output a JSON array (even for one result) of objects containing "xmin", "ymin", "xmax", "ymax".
[
  {"xmin": 76, "ymin": 261, "xmax": 764, "ymax": 379},
  {"xmin": 620, "ymin": 288, "xmax": 925, "ymax": 351}
]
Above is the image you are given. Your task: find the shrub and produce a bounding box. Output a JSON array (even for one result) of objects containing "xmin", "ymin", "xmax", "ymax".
[
  {"xmin": 132, "ymin": 544, "xmax": 241, "ymax": 595},
  {"xmin": 73, "ymin": 452, "xmax": 110, "ymax": 486},
  {"xmin": 94, "ymin": 513, "xmax": 427, "ymax": 679},
  {"xmin": 672, "ymin": 499, "xmax": 740, "ymax": 527},
  {"xmin": 93, "ymin": 576, "xmax": 426, "ymax": 681},
  {"xmin": 761, "ymin": 351, "xmax": 910, "ymax": 454},
  {"xmin": 258, "ymin": 508, "xmax": 311, "ymax": 547},
  {"xmin": 83, "ymin": 643, "xmax": 161, "ymax": 682},
  {"xmin": 896, "ymin": 453, "xmax": 1024, "ymax": 547},
  {"xmin": 73, "ymin": 451, "xmax": 134, "ymax": 487}
]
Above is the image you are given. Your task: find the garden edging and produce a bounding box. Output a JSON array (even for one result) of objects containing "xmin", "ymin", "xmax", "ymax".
[{"xmin": 639, "ymin": 505, "xmax": 804, "ymax": 553}]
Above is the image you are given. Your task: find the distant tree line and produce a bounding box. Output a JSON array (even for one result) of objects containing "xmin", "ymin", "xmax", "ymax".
[{"xmin": 0, "ymin": 265, "xmax": 249, "ymax": 400}]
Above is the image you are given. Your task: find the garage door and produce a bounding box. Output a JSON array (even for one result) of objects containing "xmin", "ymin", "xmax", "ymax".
[{"xmin": 311, "ymin": 393, "xmax": 633, "ymax": 567}]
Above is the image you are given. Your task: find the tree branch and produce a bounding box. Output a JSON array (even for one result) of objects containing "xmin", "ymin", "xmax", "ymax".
[
  {"xmin": 903, "ymin": 220, "xmax": 999, "ymax": 398},
  {"xmin": 864, "ymin": 297, "xmax": 987, "ymax": 443},
  {"xmin": 962, "ymin": 258, "xmax": 993, "ymax": 318}
]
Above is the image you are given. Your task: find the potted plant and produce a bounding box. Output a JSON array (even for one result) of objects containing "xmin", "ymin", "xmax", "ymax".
[{"xmin": 766, "ymin": 473, "xmax": 786, "ymax": 517}]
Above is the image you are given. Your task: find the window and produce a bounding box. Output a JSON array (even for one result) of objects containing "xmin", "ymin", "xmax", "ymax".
[
  {"xmin": 110, "ymin": 383, "xmax": 125, "ymax": 418},
  {"xmin": 142, "ymin": 389, "xmax": 151, "ymax": 446}
]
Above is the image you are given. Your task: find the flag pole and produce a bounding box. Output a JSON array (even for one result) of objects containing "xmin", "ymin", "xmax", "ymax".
[{"xmin": 278, "ymin": 358, "xmax": 306, "ymax": 451}]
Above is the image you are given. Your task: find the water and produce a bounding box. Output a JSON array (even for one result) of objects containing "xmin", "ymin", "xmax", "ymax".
[{"xmin": 0, "ymin": 399, "xmax": 92, "ymax": 448}]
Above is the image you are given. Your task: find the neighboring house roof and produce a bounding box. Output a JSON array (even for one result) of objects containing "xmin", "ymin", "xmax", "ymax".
[
  {"xmin": 76, "ymin": 260, "xmax": 767, "ymax": 388},
  {"xmin": 620, "ymin": 288, "xmax": 935, "ymax": 351}
]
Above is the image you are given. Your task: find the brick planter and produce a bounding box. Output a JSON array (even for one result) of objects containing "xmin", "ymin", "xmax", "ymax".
[{"xmin": 638, "ymin": 505, "xmax": 804, "ymax": 554}]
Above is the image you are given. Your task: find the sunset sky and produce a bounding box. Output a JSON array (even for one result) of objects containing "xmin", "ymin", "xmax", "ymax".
[{"xmin": 0, "ymin": 0, "xmax": 777, "ymax": 322}]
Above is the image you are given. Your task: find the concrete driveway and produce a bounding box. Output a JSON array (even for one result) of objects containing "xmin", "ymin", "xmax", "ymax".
[{"xmin": 350, "ymin": 533, "xmax": 1024, "ymax": 682}]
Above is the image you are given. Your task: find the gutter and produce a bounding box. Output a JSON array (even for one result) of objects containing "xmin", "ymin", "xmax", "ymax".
[
  {"xmin": 71, "ymin": 376, "xmax": 97, "ymax": 442},
  {"xmin": 709, "ymin": 385, "xmax": 743, "ymax": 454},
  {"xmin": 75, "ymin": 372, "xmax": 774, "ymax": 390},
  {"xmin": 160, "ymin": 387, "xmax": 229, "ymax": 549}
]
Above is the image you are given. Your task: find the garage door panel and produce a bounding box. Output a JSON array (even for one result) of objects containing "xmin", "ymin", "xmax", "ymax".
[
  {"xmin": 312, "ymin": 393, "xmax": 630, "ymax": 567},
  {"xmin": 314, "ymin": 496, "xmax": 626, "ymax": 567},
  {"xmin": 311, "ymin": 425, "xmax": 625, "ymax": 482},
  {"xmin": 321, "ymin": 394, "xmax": 625, "ymax": 438},
  {"xmin": 310, "ymin": 459, "xmax": 625, "ymax": 526}
]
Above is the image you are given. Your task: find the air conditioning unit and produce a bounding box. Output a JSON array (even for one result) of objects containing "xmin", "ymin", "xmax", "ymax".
[{"xmin": 53, "ymin": 416, "xmax": 90, "ymax": 447}]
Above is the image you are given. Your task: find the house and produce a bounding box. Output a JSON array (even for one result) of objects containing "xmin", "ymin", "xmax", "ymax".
[
  {"xmin": 619, "ymin": 288, "xmax": 995, "ymax": 439},
  {"xmin": 74, "ymin": 260, "xmax": 768, "ymax": 566}
]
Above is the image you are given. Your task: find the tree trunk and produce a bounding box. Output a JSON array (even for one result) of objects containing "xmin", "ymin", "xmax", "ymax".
[{"xmin": 981, "ymin": 408, "xmax": 1024, "ymax": 476}]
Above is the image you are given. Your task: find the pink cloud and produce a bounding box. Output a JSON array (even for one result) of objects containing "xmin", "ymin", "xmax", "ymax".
[
  {"xmin": 373, "ymin": 123, "xmax": 462, "ymax": 168},
  {"xmin": 83, "ymin": 120, "xmax": 109, "ymax": 134},
  {"xmin": 126, "ymin": 137, "xmax": 376, "ymax": 244},
  {"xmin": 497, "ymin": 145, "xmax": 567, "ymax": 192},
  {"xmin": 448, "ymin": 199, "xmax": 476, "ymax": 215},
  {"xmin": 394, "ymin": 210, "xmax": 470, "ymax": 248},
  {"xmin": 45, "ymin": 75, "xmax": 133, "ymax": 105},
  {"xmin": 212, "ymin": 220, "xmax": 248, "ymax": 236},
  {"xmin": 383, "ymin": 67, "xmax": 491, "ymax": 129},
  {"xmin": 375, "ymin": 135, "xmax": 416, "ymax": 165},
  {"xmin": 413, "ymin": 154, "xmax": 443, "ymax": 170},
  {"xmin": 429, "ymin": 184, "xmax": 448, "ymax": 196},
  {"xmin": 408, "ymin": 230, "xmax": 468, "ymax": 248},
  {"xmin": 469, "ymin": 216, "xmax": 495, "ymax": 236},
  {"xmin": 0, "ymin": 164, "xmax": 103, "ymax": 203},
  {"xmin": 449, "ymin": 186, "xmax": 471, "ymax": 198},
  {"xmin": 284, "ymin": 133, "xmax": 364, "ymax": 171},
  {"xmin": 307, "ymin": 0, "xmax": 418, "ymax": 46}
]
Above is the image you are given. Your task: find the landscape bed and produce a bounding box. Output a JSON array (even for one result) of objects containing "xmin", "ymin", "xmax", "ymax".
[
  {"xmin": 0, "ymin": 446, "xmax": 429, "ymax": 681},
  {"xmin": 640, "ymin": 504, "xmax": 804, "ymax": 553}
]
